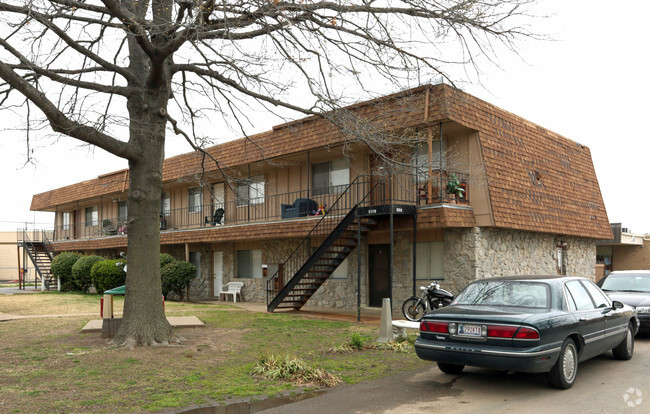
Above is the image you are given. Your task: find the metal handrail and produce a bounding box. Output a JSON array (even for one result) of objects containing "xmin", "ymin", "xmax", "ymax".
[{"xmin": 266, "ymin": 175, "xmax": 384, "ymax": 308}]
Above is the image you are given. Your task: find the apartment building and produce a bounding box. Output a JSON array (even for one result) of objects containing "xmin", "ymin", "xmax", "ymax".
[{"xmin": 29, "ymin": 84, "xmax": 612, "ymax": 312}]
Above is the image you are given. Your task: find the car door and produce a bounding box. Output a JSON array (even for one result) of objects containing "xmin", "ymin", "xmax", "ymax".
[
  {"xmin": 581, "ymin": 280, "xmax": 627, "ymax": 350},
  {"xmin": 564, "ymin": 280, "xmax": 605, "ymax": 360}
]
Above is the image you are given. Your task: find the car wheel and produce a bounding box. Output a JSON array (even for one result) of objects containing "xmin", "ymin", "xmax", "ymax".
[
  {"xmin": 548, "ymin": 338, "xmax": 578, "ymax": 389},
  {"xmin": 437, "ymin": 362, "xmax": 464, "ymax": 375},
  {"xmin": 612, "ymin": 322, "xmax": 634, "ymax": 360}
]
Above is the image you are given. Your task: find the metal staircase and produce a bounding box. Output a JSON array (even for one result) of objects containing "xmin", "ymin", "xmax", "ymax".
[
  {"xmin": 267, "ymin": 176, "xmax": 382, "ymax": 312},
  {"xmin": 18, "ymin": 229, "xmax": 56, "ymax": 290}
]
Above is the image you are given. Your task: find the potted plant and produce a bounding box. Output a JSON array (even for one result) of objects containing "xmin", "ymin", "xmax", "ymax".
[{"xmin": 445, "ymin": 174, "xmax": 465, "ymax": 204}]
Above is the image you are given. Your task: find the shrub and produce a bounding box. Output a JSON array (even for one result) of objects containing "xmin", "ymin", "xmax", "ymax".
[
  {"xmin": 161, "ymin": 260, "xmax": 197, "ymax": 300},
  {"xmin": 91, "ymin": 259, "xmax": 126, "ymax": 295},
  {"xmin": 50, "ymin": 252, "xmax": 82, "ymax": 291},
  {"xmin": 350, "ymin": 332, "xmax": 365, "ymax": 350},
  {"xmin": 160, "ymin": 253, "xmax": 176, "ymax": 269},
  {"xmin": 71, "ymin": 255, "xmax": 105, "ymax": 293}
]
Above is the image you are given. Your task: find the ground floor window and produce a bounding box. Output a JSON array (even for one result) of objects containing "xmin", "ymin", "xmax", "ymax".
[
  {"xmin": 189, "ymin": 251, "xmax": 201, "ymax": 279},
  {"xmin": 416, "ymin": 241, "xmax": 444, "ymax": 280},
  {"xmin": 237, "ymin": 250, "xmax": 262, "ymax": 279}
]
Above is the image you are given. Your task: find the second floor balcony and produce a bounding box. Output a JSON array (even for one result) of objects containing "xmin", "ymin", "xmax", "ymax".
[{"xmin": 48, "ymin": 170, "xmax": 472, "ymax": 242}]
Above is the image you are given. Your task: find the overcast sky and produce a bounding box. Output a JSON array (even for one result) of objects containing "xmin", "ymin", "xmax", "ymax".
[{"xmin": 1, "ymin": 0, "xmax": 649, "ymax": 234}]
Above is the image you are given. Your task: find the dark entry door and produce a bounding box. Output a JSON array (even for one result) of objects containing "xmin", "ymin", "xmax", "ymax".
[{"xmin": 369, "ymin": 244, "xmax": 391, "ymax": 307}]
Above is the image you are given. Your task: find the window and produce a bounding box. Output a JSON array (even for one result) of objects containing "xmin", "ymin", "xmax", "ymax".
[
  {"xmin": 582, "ymin": 281, "xmax": 611, "ymax": 308},
  {"xmin": 85, "ymin": 206, "xmax": 98, "ymax": 226},
  {"xmin": 189, "ymin": 252, "xmax": 201, "ymax": 279},
  {"xmin": 565, "ymin": 280, "xmax": 595, "ymax": 310},
  {"xmin": 312, "ymin": 159, "xmax": 349, "ymax": 195},
  {"xmin": 62, "ymin": 212, "xmax": 70, "ymax": 230},
  {"xmin": 237, "ymin": 250, "xmax": 262, "ymax": 278},
  {"xmin": 188, "ymin": 187, "xmax": 202, "ymax": 213},
  {"xmin": 416, "ymin": 241, "xmax": 444, "ymax": 280},
  {"xmin": 236, "ymin": 175, "xmax": 265, "ymax": 206},
  {"xmin": 331, "ymin": 257, "xmax": 349, "ymax": 279},
  {"xmin": 118, "ymin": 201, "xmax": 128, "ymax": 222},
  {"xmin": 161, "ymin": 192, "xmax": 170, "ymax": 215},
  {"xmin": 413, "ymin": 140, "xmax": 446, "ymax": 184},
  {"xmin": 455, "ymin": 281, "xmax": 550, "ymax": 308}
]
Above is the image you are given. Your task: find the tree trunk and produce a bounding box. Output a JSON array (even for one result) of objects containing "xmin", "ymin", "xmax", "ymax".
[
  {"xmin": 112, "ymin": 122, "xmax": 177, "ymax": 346},
  {"xmin": 113, "ymin": 43, "xmax": 177, "ymax": 345}
]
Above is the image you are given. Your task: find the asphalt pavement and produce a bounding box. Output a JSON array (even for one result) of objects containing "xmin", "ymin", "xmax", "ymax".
[{"xmin": 259, "ymin": 335, "xmax": 650, "ymax": 414}]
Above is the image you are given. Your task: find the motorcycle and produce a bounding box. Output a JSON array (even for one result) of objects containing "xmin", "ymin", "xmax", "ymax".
[{"xmin": 402, "ymin": 281, "xmax": 454, "ymax": 321}]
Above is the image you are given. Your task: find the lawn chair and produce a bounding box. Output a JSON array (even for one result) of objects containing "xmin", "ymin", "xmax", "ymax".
[
  {"xmin": 219, "ymin": 282, "xmax": 244, "ymax": 303},
  {"xmin": 205, "ymin": 208, "xmax": 225, "ymax": 226}
]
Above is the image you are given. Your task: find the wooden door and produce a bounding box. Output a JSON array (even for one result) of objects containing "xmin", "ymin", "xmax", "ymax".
[{"xmin": 368, "ymin": 244, "xmax": 391, "ymax": 307}]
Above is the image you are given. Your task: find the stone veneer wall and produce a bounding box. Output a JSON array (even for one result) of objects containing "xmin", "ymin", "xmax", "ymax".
[
  {"xmin": 188, "ymin": 244, "xmax": 213, "ymax": 299},
  {"xmin": 306, "ymin": 242, "xmax": 368, "ymax": 309},
  {"xmin": 444, "ymin": 227, "xmax": 597, "ymax": 294},
  {"xmin": 185, "ymin": 227, "xmax": 596, "ymax": 312}
]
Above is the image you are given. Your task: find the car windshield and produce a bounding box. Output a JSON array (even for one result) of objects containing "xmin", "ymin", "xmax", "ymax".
[
  {"xmin": 600, "ymin": 273, "xmax": 650, "ymax": 293},
  {"xmin": 454, "ymin": 281, "xmax": 550, "ymax": 308}
]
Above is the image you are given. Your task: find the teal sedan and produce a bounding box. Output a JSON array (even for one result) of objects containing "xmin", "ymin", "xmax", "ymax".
[{"xmin": 414, "ymin": 275, "xmax": 638, "ymax": 389}]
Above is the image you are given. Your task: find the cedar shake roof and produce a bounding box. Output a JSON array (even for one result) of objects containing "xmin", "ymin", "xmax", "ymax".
[{"xmin": 31, "ymin": 84, "xmax": 611, "ymax": 239}]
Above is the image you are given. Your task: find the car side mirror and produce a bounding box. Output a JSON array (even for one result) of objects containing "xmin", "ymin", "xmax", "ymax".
[{"xmin": 612, "ymin": 300, "xmax": 624, "ymax": 309}]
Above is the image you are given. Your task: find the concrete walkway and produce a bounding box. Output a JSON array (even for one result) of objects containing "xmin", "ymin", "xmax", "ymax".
[
  {"xmin": 229, "ymin": 301, "xmax": 385, "ymax": 325},
  {"xmin": 0, "ymin": 286, "xmax": 43, "ymax": 295}
]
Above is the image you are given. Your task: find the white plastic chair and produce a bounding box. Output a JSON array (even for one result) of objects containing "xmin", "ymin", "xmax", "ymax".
[{"xmin": 220, "ymin": 282, "xmax": 244, "ymax": 303}]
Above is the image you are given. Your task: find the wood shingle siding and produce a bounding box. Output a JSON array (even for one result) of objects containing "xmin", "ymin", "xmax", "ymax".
[{"xmin": 31, "ymin": 83, "xmax": 611, "ymax": 240}]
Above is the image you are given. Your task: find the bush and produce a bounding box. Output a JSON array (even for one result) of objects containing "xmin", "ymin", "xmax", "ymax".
[
  {"xmin": 50, "ymin": 252, "xmax": 82, "ymax": 291},
  {"xmin": 91, "ymin": 259, "xmax": 126, "ymax": 295},
  {"xmin": 350, "ymin": 332, "xmax": 365, "ymax": 350},
  {"xmin": 161, "ymin": 260, "xmax": 197, "ymax": 300},
  {"xmin": 160, "ymin": 253, "xmax": 176, "ymax": 269},
  {"xmin": 71, "ymin": 255, "xmax": 105, "ymax": 293}
]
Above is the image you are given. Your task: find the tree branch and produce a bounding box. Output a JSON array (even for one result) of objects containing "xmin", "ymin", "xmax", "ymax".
[{"xmin": 0, "ymin": 59, "xmax": 142, "ymax": 161}]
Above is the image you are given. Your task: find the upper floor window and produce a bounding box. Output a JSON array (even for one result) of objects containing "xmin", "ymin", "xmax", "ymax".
[
  {"xmin": 118, "ymin": 201, "xmax": 128, "ymax": 222},
  {"xmin": 188, "ymin": 187, "xmax": 202, "ymax": 213},
  {"xmin": 312, "ymin": 159, "xmax": 349, "ymax": 195},
  {"xmin": 413, "ymin": 140, "xmax": 446, "ymax": 184},
  {"xmin": 62, "ymin": 212, "xmax": 71, "ymax": 230},
  {"xmin": 85, "ymin": 206, "xmax": 98, "ymax": 227},
  {"xmin": 161, "ymin": 192, "xmax": 171, "ymax": 215},
  {"xmin": 416, "ymin": 241, "xmax": 444, "ymax": 280},
  {"xmin": 237, "ymin": 175, "xmax": 265, "ymax": 206}
]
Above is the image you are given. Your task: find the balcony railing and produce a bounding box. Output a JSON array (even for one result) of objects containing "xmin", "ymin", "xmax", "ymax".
[{"xmin": 46, "ymin": 170, "xmax": 470, "ymax": 242}]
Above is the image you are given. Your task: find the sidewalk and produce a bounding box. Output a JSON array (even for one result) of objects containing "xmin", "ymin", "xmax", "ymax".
[{"xmin": 229, "ymin": 302, "xmax": 386, "ymax": 325}]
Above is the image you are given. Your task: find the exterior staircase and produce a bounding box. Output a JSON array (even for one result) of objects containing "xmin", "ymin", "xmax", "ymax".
[
  {"xmin": 18, "ymin": 230, "xmax": 56, "ymax": 290},
  {"xmin": 267, "ymin": 176, "xmax": 381, "ymax": 312}
]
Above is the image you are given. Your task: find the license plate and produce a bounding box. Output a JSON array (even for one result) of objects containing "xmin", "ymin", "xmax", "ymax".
[{"xmin": 457, "ymin": 323, "xmax": 482, "ymax": 337}]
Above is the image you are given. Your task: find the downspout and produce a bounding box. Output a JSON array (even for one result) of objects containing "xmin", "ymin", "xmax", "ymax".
[
  {"xmin": 357, "ymin": 215, "xmax": 362, "ymax": 322},
  {"xmin": 439, "ymin": 122, "xmax": 443, "ymax": 202}
]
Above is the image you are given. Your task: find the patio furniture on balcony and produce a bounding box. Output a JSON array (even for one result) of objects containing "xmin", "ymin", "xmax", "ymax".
[
  {"xmin": 281, "ymin": 198, "xmax": 317, "ymax": 219},
  {"xmin": 205, "ymin": 208, "xmax": 225, "ymax": 226}
]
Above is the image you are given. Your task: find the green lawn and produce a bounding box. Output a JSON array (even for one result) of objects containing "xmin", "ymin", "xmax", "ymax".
[{"xmin": 0, "ymin": 292, "xmax": 426, "ymax": 413}]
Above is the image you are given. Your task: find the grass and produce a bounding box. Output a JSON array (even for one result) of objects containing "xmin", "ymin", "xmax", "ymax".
[{"xmin": 0, "ymin": 292, "xmax": 427, "ymax": 413}]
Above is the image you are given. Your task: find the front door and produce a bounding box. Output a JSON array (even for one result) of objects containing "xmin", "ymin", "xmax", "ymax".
[
  {"xmin": 213, "ymin": 251, "xmax": 223, "ymax": 297},
  {"xmin": 368, "ymin": 244, "xmax": 391, "ymax": 307},
  {"xmin": 212, "ymin": 183, "xmax": 225, "ymax": 225}
]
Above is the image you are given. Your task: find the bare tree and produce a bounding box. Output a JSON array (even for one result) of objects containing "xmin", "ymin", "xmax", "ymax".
[{"xmin": 0, "ymin": 0, "xmax": 536, "ymax": 346}]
